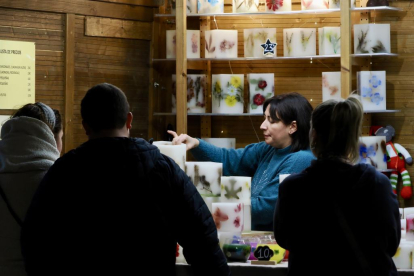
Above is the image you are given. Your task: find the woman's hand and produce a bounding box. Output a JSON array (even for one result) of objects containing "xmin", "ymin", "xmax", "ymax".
[{"xmin": 167, "ymin": 130, "xmax": 200, "ymax": 150}]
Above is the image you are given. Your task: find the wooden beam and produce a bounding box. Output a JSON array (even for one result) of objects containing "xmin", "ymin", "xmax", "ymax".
[
  {"xmin": 64, "ymin": 13, "xmax": 75, "ymax": 153},
  {"xmin": 85, "ymin": 16, "xmax": 152, "ymax": 40},
  {"xmin": 0, "ymin": 0, "xmax": 154, "ymax": 22},
  {"xmin": 90, "ymin": 0, "xmax": 164, "ymax": 7},
  {"xmin": 148, "ymin": 9, "xmax": 159, "ymax": 140},
  {"xmin": 340, "ymin": 0, "xmax": 352, "ymax": 98}
]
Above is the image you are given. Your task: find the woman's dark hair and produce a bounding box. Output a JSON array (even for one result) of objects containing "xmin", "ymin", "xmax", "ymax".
[
  {"xmin": 53, "ymin": 109, "xmax": 62, "ymax": 136},
  {"xmin": 12, "ymin": 103, "xmax": 61, "ymax": 135},
  {"xmin": 263, "ymin": 92, "xmax": 313, "ymax": 152}
]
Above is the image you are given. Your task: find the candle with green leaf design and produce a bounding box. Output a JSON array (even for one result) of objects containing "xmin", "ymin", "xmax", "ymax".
[
  {"xmin": 318, "ymin": 27, "xmax": 341, "ymax": 55},
  {"xmin": 244, "ymin": 28, "xmax": 277, "ymax": 58},
  {"xmin": 247, "ymin": 73, "xmax": 275, "ymax": 114},
  {"xmin": 212, "ymin": 74, "xmax": 244, "ymax": 114},
  {"xmin": 283, "ymin": 28, "xmax": 316, "ymax": 57},
  {"xmin": 220, "ymin": 176, "xmax": 251, "ymax": 205},
  {"xmin": 233, "ymin": 0, "xmax": 259, "ymax": 13}
]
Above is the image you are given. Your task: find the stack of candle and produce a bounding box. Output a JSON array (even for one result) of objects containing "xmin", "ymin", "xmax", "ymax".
[
  {"xmin": 205, "ymin": 30, "xmax": 238, "ymax": 58},
  {"xmin": 354, "ymin": 24, "xmax": 391, "ymax": 54},
  {"xmin": 322, "ymin": 72, "xmax": 341, "ymax": 102},
  {"xmin": 283, "ymin": 28, "xmax": 316, "ymax": 57},
  {"xmin": 244, "ymin": 28, "xmax": 277, "ymax": 58},
  {"xmin": 166, "ymin": 30, "xmax": 201, "ymax": 59},
  {"xmin": 172, "ymin": 74, "xmax": 206, "ymax": 113},
  {"xmin": 357, "ymin": 71, "xmax": 386, "ymax": 111},
  {"xmin": 212, "ymin": 74, "xmax": 244, "ymax": 114},
  {"xmin": 247, "ymin": 73, "xmax": 275, "ymax": 114},
  {"xmin": 152, "ymin": 141, "xmax": 186, "ymax": 171}
]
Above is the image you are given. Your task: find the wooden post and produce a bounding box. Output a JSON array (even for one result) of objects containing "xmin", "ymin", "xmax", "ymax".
[
  {"xmin": 340, "ymin": 0, "xmax": 352, "ymax": 98},
  {"xmin": 148, "ymin": 9, "xmax": 159, "ymax": 140},
  {"xmin": 64, "ymin": 13, "xmax": 75, "ymax": 153},
  {"xmin": 200, "ymin": 17, "xmax": 211, "ymax": 137}
]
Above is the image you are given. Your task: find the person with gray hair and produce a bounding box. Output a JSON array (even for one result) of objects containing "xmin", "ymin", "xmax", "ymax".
[{"xmin": 274, "ymin": 96, "xmax": 400, "ymax": 276}]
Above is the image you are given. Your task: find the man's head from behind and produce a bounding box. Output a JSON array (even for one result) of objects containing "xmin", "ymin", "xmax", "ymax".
[{"xmin": 81, "ymin": 83, "xmax": 132, "ymax": 139}]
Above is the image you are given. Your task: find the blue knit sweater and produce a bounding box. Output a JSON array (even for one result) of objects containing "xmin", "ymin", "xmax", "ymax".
[{"xmin": 191, "ymin": 140, "xmax": 315, "ymax": 231}]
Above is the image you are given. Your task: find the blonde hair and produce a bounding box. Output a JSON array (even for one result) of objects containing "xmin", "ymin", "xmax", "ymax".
[{"xmin": 311, "ymin": 95, "xmax": 363, "ymax": 163}]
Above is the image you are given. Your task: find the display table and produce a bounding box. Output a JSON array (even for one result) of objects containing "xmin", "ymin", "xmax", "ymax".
[{"xmin": 176, "ymin": 262, "xmax": 414, "ymax": 276}]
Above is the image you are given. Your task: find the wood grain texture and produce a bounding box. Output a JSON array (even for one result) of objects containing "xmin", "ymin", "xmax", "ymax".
[
  {"xmin": 64, "ymin": 14, "xmax": 75, "ymax": 153},
  {"xmin": 91, "ymin": 0, "xmax": 164, "ymax": 7}
]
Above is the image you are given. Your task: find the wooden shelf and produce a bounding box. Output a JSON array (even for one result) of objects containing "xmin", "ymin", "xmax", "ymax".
[
  {"xmin": 352, "ymin": 53, "xmax": 398, "ymax": 57},
  {"xmin": 351, "ymin": 6, "xmax": 402, "ymax": 12},
  {"xmin": 154, "ymin": 113, "xmax": 264, "ymax": 116},
  {"xmin": 153, "ymin": 55, "xmax": 341, "ymax": 62},
  {"xmin": 364, "ymin": 110, "xmax": 400, "ymax": 113}
]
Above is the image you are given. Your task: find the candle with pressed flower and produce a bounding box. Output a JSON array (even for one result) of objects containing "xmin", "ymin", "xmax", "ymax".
[
  {"xmin": 301, "ymin": 0, "xmax": 328, "ymax": 10},
  {"xmin": 357, "ymin": 71, "xmax": 386, "ymax": 111},
  {"xmin": 357, "ymin": 136, "xmax": 387, "ymax": 170},
  {"xmin": 176, "ymin": 244, "xmax": 187, "ymax": 263},
  {"xmin": 166, "ymin": 30, "xmax": 176, "ymax": 59},
  {"xmin": 205, "ymin": 30, "xmax": 238, "ymax": 58},
  {"xmin": 202, "ymin": 138, "xmax": 236, "ymax": 149},
  {"xmin": 406, "ymin": 214, "xmax": 414, "ymax": 241},
  {"xmin": 211, "ymin": 202, "xmax": 244, "ymax": 232},
  {"xmin": 166, "ymin": 30, "xmax": 201, "ymax": 59},
  {"xmin": 247, "ymin": 73, "xmax": 274, "ymax": 114},
  {"xmin": 152, "ymin": 141, "xmax": 186, "ymax": 171},
  {"xmin": 318, "ymin": 27, "xmax": 341, "ymax": 55},
  {"xmin": 212, "ymin": 74, "xmax": 244, "ymax": 114},
  {"xmin": 244, "ymin": 28, "xmax": 277, "ymax": 58},
  {"xmin": 185, "ymin": 161, "xmax": 222, "ymax": 196},
  {"xmin": 283, "ymin": 28, "xmax": 316, "ymax": 57},
  {"xmin": 265, "ymin": 0, "xmax": 292, "ymax": 12},
  {"xmin": 233, "ymin": 0, "xmax": 259, "ymax": 13},
  {"xmin": 354, "ymin": 24, "xmax": 390, "ymax": 54},
  {"xmin": 172, "ymin": 74, "xmax": 206, "ymax": 113},
  {"xmin": 172, "ymin": 0, "xmax": 198, "ymax": 14},
  {"xmin": 329, "ymin": 0, "xmax": 355, "ymax": 8},
  {"xmin": 392, "ymin": 242, "xmax": 414, "ymax": 269},
  {"xmin": 197, "ymin": 0, "xmax": 224, "ymax": 14},
  {"xmin": 220, "ymin": 176, "xmax": 251, "ymax": 205},
  {"xmin": 322, "ymin": 72, "xmax": 341, "ymax": 102}
]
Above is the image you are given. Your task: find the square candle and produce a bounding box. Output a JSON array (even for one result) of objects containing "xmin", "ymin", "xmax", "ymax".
[
  {"xmin": 197, "ymin": 0, "xmax": 224, "ymax": 14},
  {"xmin": 247, "ymin": 73, "xmax": 274, "ymax": 114},
  {"xmin": 404, "ymin": 207, "xmax": 414, "ymax": 219},
  {"xmin": 172, "ymin": 74, "xmax": 206, "ymax": 113},
  {"xmin": 172, "ymin": 0, "xmax": 198, "ymax": 14},
  {"xmin": 301, "ymin": 0, "xmax": 328, "ymax": 10},
  {"xmin": 357, "ymin": 136, "xmax": 387, "ymax": 170},
  {"xmin": 233, "ymin": 0, "xmax": 259, "ymax": 13},
  {"xmin": 212, "ymin": 202, "xmax": 244, "ymax": 232},
  {"xmin": 202, "ymin": 138, "xmax": 236, "ymax": 149},
  {"xmin": 166, "ymin": 30, "xmax": 201, "ymax": 59},
  {"xmin": 322, "ymin": 72, "xmax": 341, "ymax": 102},
  {"xmin": 265, "ymin": 0, "xmax": 292, "ymax": 12},
  {"xmin": 329, "ymin": 0, "xmax": 355, "ymax": 8},
  {"xmin": 357, "ymin": 71, "xmax": 386, "ymax": 111},
  {"xmin": 152, "ymin": 141, "xmax": 186, "ymax": 171},
  {"xmin": 185, "ymin": 161, "xmax": 223, "ymax": 196},
  {"xmin": 393, "ymin": 242, "xmax": 414, "ymax": 269},
  {"xmin": 244, "ymin": 28, "xmax": 277, "ymax": 58},
  {"xmin": 212, "ymin": 74, "xmax": 244, "ymax": 114},
  {"xmin": 205, "ymin": 30, "xmax": 238, "ymax": 58},
  {"xmin": 283, "ymin": 28, "xmax": 316, "ymax": 57},
  {"xmin": 319, "ymin": 27, "xmax": 341, "ymax": 55},
  {"xmin": 244, "ymin": 204, "xmax": 251, "ymax": 232},
  {"xmin": 220, "ymin": 176, "xmax": 251, "ymax": 205},
  {"xmin": 354, "ymin": 24, "xmax": 391, "ymax": 54}
]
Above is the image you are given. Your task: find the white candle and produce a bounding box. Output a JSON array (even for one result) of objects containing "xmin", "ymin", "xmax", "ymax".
[
  {"xmin": 319, "ymin": 27, "xmax": 341, "ymax": 55},
  {"xmin": 212, "ymin": 202, "xmax": 244, "ymax": 232},
  {"xmin": 172, "ymin": 74, "xmax": 206, "ymax": 113},
  {"xmin": 247, "ymin": 73, "xmax": 274, "ymax": 114},
  {"xmin": 244, "ymin": 28, "xmax": 277, "ymax": 58},
  {"xmin": 393, "ymin": 242, "xmax": 414, "ymax": 269},
  {"xmin": 212, "ymin": 74, "xmax": 244, "ymax": 114},
  {"xmin": 406, "ymin": 214, "xmax": 414, "ymax": 241},
  {"xmin": 301, "ymin": 0, "xmax": 328, "ymax": 10},
  {"xmin": 166, "ymin": 30, "xmax": 176, "ymax": 59},
  {"xmin": 329, "ymin": 0, "xmax": 355, "ymax": 9},
  {"xmin": 358, "ymin": 136, "xmax": 387, "ymax": 170},
  {"xmin": 205, "ymin": 30, "xmax": 238, "ymax": 58},
  {"xmin": 167, "ymin": 30, "xmax": 202, "ymax": 59},
  {"xmin": 201, "ymin": 138, "xmax": 236, "ymax": 149},
  {"xmin": 202, "ymin": 195, "xmax": 220, "ymax": 214},
  {"xmin": 185, "ymin": 161, "xmax": 223, "ymax": 196},
  {"xmin": 176, "ymin": 244, "xmax": 187, "ymax": 263},
  {"xmin": 354, "ymin": 24, "xmax": 391, "ymax": 54},
  {"xmin": 405, "ymin": 208, "xmax": 414, "ymax": 219},
  {"xmin": 322, "ymin": 72, "xmax": 341, "ymax": 102},
  {"xmin": 357, "ymin": 71, "xmax": 386, "ymax": 111},
  {"xmin": 153, "ymin": 141, "xmax": 186, "ymax": 171},
  {"xmin": 220, "ymin": 176, "xmax": 251, "ymax": 205},
  {"xmin": 279, "ymin": 174, "xmax": 290, "ymax": 183},
  {"xmin": 197, "ymin": 0, "xmax": 224, "ymax": 14},
  {"xmin": 233, "ymin": 0, "xmax": 259, "ymax": 13},
  {"xmin": 244, "ymin": 204, "xmax": 251, "ymax": 232},
  {"xmin": 265, "ymin": 0, "xmax": 292, "ymax": 12},
  {"xmin": 283, "ymin": 28, "xmax": 316, "ymax": 57}
]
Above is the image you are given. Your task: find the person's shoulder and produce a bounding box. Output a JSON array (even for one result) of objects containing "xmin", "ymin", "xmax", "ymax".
[{"xmin": 288, "ymin": 149, "xmax": 315, "ymax": 162}]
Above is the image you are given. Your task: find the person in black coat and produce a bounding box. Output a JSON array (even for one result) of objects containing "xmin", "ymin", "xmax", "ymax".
[
  {"xmin": 274, "ymin": 96, "xmax": 400, "ymax": 276},
  {"xmin": 21, "ymin": 83, "xmax": 231, "ymax": 276}
]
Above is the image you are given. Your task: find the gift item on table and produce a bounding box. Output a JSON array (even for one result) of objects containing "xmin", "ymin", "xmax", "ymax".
[
  {"xmin": 357, "ymin": 71, "xmax": 386, "ymax": 111},
  {"xmin": 254, "ymin": 243, "xmax": 286, "ymax": 263},
  {"xmin": 172, "ymin": 74, "xmax": 206, "ymax": 113},
  {"xmin": 406, "ymin": 214, "xmax": 414, "ymax": 241},
  {"xmin": 197, "ymin": 0, "xmax": 225, "ymax": 13},
  {"xmin": 392, "ymin": 242, "xmax": 414, "ymax": 269},
  {"xmin": 220, "ymin": 176, "xmax": 251, "ymax": 205},
  {"xmin": 301, "ymin": 0, "xmax": 329, "ymax": 10},
  {"xmin": 322, "ymin": 72, "xmax": 341, "ymax": 102},
  {"xmin": 233, "ymin": 0, "xmax": 259, "ymax": 13},
  {"xmin": 222, "ymin": 237, "xmax": 252, "ymax": 262},
  {"xmin": 244, "ymin": 28, "xmax": 277, "ymax": 58},
  {"xmin": 205, "ymin": 30, "xmax": 238, "ymax": 58},
  {"xmin": 357, "ymin": 136, "xmax": 387, "ymax": 170},
  {"xmin": 318, "ymin": 27, "xmax": 341, "ymax": 55},
  {"xmin": 201, "ymin": 138, "xmax": 236, "ymax": 149},
  {"xmin": 354, "ymin": 24, "xmax": 391, "ymax": 54},
  {"xmin": 283, "ymin": 28, "xmax": 316, "ymax": 57},
  {"xmin": 166, "ymin": 30, "xmax": 201, "ymax": 59},
  {"xmin": 152, "ymin": 141, "xmax": 186, "ymax": 171},
  {"xmin": 265, "ymin": 0, "xmax": 292, "ymax": 12},
  {"xmin": 185, "ymin": 161, "xmax": 222, "ymax": 196},
  {"xmin": 247, "ymin": 73, "xmax": 275, "ymax": 114},
  {"xmin": 212, "ymin": 74, "xmax": 244, "ymax": 114},
  {"xmin": 212, "ymin": 202, "xmax": 244, "ymax": 232}
]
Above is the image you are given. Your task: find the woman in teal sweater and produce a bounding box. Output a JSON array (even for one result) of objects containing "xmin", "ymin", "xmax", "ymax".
[{"xmin": 169, "ymin": 92, "xmax": 315, "ymax": 231}]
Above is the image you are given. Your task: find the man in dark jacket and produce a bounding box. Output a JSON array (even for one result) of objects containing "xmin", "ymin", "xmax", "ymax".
[{"xmin": 21, "ymin": 83, "xmax": 231, "ymax": 276}]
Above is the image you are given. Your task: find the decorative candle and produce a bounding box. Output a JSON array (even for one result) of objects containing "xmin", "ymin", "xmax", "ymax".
[
  {"xmin": 354, "ymin": 24, "xmax": 391, "ymax": 54},
  {"xmin": 166, "ymin": 30, "xmax": 176, "ymax": 59},
  {"xmin": 244, "ymin": 204, "xmax": 252, "ymax": 232},
  {"xmin": 247, "ymin": 73, "xmax": 274, "ymax": 114},
  {"xmin": 176, "ymin": 244, "xmax": 187, "ymax": 263},
  {"xmin": 357, "ymin": 71, "xmax": 386, "ymax": 111},
  {"xmin": 392, "ymin": 242, "xmax": 414, "ymax": 269},
  {"xmin": 172, "ymin": 0, "xmax": 198, "ymax": 14},
  {"xmin": 152, "ymin": 141, "xmax": 186, "ymax": 171},
  {"xmin": 205, "ymin": 30, "xmax": 238, "ymax": 58},
  {"xmin": 406, "ymin": 214, "xmax": 414, "ymax": 241},
  {"xmin": 172, "ymin": 74, "xmax": 206, "ymax": 113},
  {"xmin": 265, "ymin": 0, "xmax": 292, "ymax": 11},
  {"xmin": 233, "ymin": 0, "xmax": 259, "ymax": 13},
  {"xmin": 212, "ymin": 202, "xmax": 244, "ymax": 232},
  {"xmin": 405, "ymin": 207, "xmax": 414, "ymax": 219},
  {"xmin": 329, "ymin": 0, "xmax": 356, "ymax": 9},
  {"xmin": 202, "ymin": 195, "xmax": 220, "ymax": 214},
  {"xmin": 197, "ymin": 0, "xmax": 225, "ymax": 14},
  {"xmin": 283, "ymin": 28, "xmax": 316, "ymax": 57},
  {"xmin": 319, "ymin": 27, "xmax": 341, "ymax": 55},
  {"xmin": 166, "ymin": 30, "xmax": 201, "ymax": 59},
  {"xmin": 322, "ymin": 72, "xmax": 341, "ymax": 102},
  {"xmin": 357, "ymin": 136, "xmax": 387, "ymax": 170},
  {"xmin": 244, "ymin": 28, "xmax": 277, "ymax": 58},
  {"xmin": 279, "ymin": 174, "xmax": 290, "ymax": 183},
  {"xmin": 212, "ymin": 74, "xmax": 244, "ymax": 114},
  {"xmin": 185, "ymin": 161, "xmax": 222, "ymax": 196},
  {"xmin": 301, "ymin": 0, "xmax": 328, "ymax": 10},
  {"xmin": 201, "ymin": 138, "xmax": 236, "ymax": 149},
  {"xmin": 220, "ymin": 176, "xmax": 251, "ymax": 205}
]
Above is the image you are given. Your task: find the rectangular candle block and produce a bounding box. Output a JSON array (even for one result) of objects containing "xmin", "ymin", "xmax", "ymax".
[
  {"xmin": 176, "ymin": 244, "xmax": 187, "ymax": 264},
  {"xmin": 301, "ymin": 0, "xmax": 328, "ymax": 10},
  {"xmin": 357, "ymin": 71, "xmax": 386, "ymax": 111},
  {"xmin": 202, "ymin": 195, "xmax": 220, "ymax": 214},
  {"xmin": 233, "ymin": 0, "xmax": 259, "ymax": 13},
  {"xmin": 201, "ymin": 138, "xmax": 236, "ymax": 149},
  {"xmin": 244, "ymin": 28, "xmax": 277, "ymax": 58},
  {"xmin": 265, "ymin": 0, "xmax": 292, "ymax": 11},
  {"xmin": 357, "ymin": 136, "xmax": 387, "ymax": 170},
  {"xmin": 212, "ymin": 202, "xmax": 244, "ymax": 232},
  {"xmin": 354, "ymin": 24, "xmax": 391, "ymax": 54},
  {"xmin": 185, "ymin": 161, "xmax": 223, "ymax": 196},
  {"xmin": 220, "ymin": 176, "xmax": 251, "ymax": 205},
  {"xmin": 197, "ymin": 0, "xmax": 224, "ymax": 14},
  {"xmin": 244, "ymin": 204, "xmax": 251, "ymax": 232},
  {"xmin": 172, "ymin": 0, "xmax": 198, "ymax": 14},
  {"xmin": 205, "ymin": 30, "xmax": 238, "ymax": 58},
  {"xmin": 166, "ymin": 30, "xmax": 201, "ymax": 59},
  {"xmin": 318, "ymin": 27, "xmax": 341, "ymax": 55},
  {"xmin": 322, "ymin": 72, "xmax": 341, "ymax": 102},
  {"xmin": 247, "ymin": 73, "xmax": 274, "ymax": 114},
  {"xmin": 152, "ymin": 141, "xmax": 186, "ymax": 171},
  {"xmin": 393, "ymin": 242, "xmax": 414, "ymax": 269},
  {"xmin": 166, "ymin": 30, "xmax": 176, "ymax": 59},
  {"xmin": 329, "ymin": 0, "xmax": 355, "ymax": 8},
  {"xmin": 405, "ymin": 207, "xmax": 414, "ymax": 219},
  {"xmin": 172, "ymin": 74, "xmax": 207, "ymax": 113},
  {"xmin": 283, "ymin": 28, "xmax": 316, "ymax": 57},
  {"xmin": 212, "ymin": 74, "xmax": 244, "ymax": 114}
]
